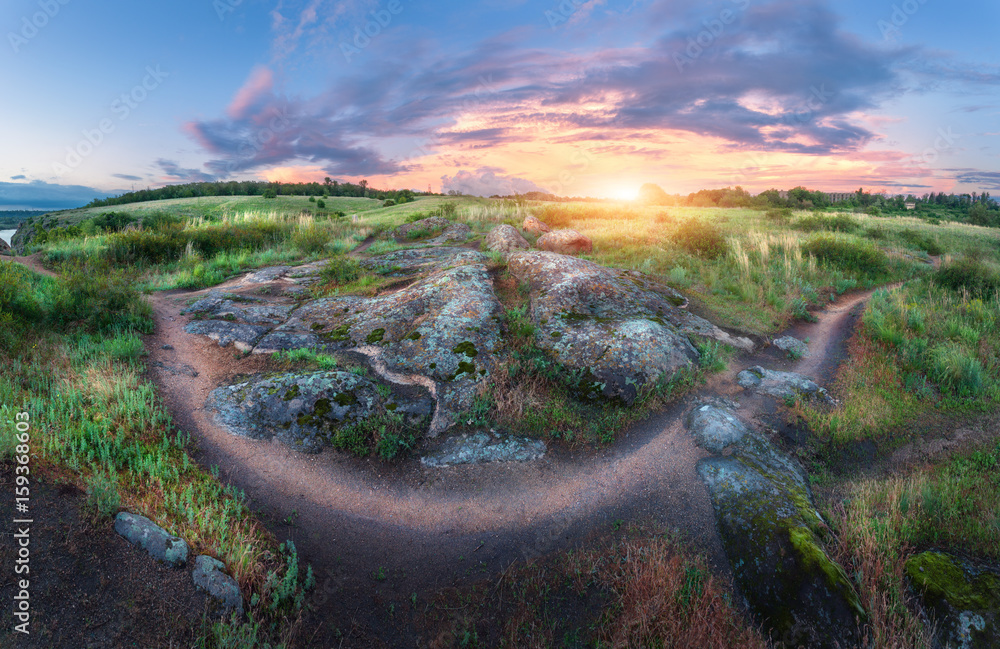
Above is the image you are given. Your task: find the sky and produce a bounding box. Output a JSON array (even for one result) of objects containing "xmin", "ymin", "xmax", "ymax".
[{"xmin": 1, "ymin": 0, "xmax": 998, "ymax": 209}]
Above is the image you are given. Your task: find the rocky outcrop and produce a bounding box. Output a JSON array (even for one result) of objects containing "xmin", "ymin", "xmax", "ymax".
[
  {"xmin": 0, "ymin": 238, "xmax": 9, "ymax": 254},
  {"xmin": 184, "ymin": 320, "xmax": 270, "ymax": 353},
  {"xmin": 523, "ymin": 215, "xmax": 552, "ymax": 237},
  {"xmin": 484, "ymin": 224, "xmax": 529, "ymax": 254},
  {"xmin": 906, "ymin": 550, "xmax": 1000, "ymax": 649},
  {"xmin": 696, "ymin": 428, "xmax": 866, "ymax": 647},
  {"xmin": 507, "ymin": 251, "xmax": 750, "ymax": 403},
  {"xmin": 536, "ymin": 229, "xmax": 593, "ymax": 255},
  {"xmin": 114, "ymin": 513, "xmax": 188, "ymax": 567},
  {"xmin": 360, "ymin": 247, "xmax": 482, "ymax": 277},
  {"xmin": 193, "ymin": 555, "xmax": 244, "ymax": 616},
  {"xmin": 737, "ymin": 366, "xmax": 830, "ymax": 402},
  {"xmin": 209, "ymin": 370, "xmax": 432, "ymax": 453}
]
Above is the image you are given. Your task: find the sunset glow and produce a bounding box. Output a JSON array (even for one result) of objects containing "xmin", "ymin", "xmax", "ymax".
[{"xmin": 1, "ymin": 0, "xmax": 999, "ymax": 209}]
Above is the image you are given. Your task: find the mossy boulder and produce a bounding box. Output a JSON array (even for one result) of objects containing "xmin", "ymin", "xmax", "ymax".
[
  {"xmin": 905, "ymin": 550, "xmax": 1000, "ymax": 649},
  {"xmin": 697, "ymin": 434, "xmax": 866, "ymax": 647},
  {"xmin": 508, "ymin": 251, "xmax": 750, "ymax": 403},
  {"xmin": 207, "ymin": 370, "xmax": 432, "ymax": 453}
]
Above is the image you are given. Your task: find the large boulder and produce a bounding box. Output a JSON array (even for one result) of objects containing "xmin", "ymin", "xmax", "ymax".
[
  {"xmin": 522, "ymin": 215, "xmax": 552, "ymax": 237},
  {"xmin": 484, "ymin": 224, "xmax": 529, "ymax": 254},
  {"xmin": 536, "ymin": 229, "xmax": 593, "ymax": 255},
  {"xmin": 507, "ymin": 251, "xmax": 748, "ymax": 403},
  {"xmin": 208, "ymin": 370, "xmax": 432, "ymax": 453},
  {"xmin": 114, "ymin": 513, "xmax": 188, "ymax": 567},
  {"xmin": 697, "ymin": 434, "xmax": 867, "ymax": 647},
  {"xmin": 906, "ymin": 550, "xmax": 1000, "ymax": 649}
]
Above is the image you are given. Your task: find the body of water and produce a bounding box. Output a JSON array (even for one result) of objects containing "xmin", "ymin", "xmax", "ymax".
[{"xmin": 1, "ymin": 230, "xmax": 15, "ymax": 247}]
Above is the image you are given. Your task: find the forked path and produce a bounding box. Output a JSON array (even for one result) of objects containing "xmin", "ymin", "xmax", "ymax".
[{"xmin": 142, "ymin": 272, "xmax": 875, "ymax": 633}]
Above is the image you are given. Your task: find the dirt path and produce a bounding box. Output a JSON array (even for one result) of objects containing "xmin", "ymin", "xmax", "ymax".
[
  {"xmin": 6, "ymin": 253, "xmax": 57, "ymax": 278},
  {"xmin": 140, "ymin": 274, "xmax": 884, "ymax": 644}
]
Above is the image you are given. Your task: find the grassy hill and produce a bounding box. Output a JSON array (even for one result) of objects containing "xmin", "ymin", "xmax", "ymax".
[{"xmin": 10, "ymin": 194, "xmax": 466, "ymax": 252}]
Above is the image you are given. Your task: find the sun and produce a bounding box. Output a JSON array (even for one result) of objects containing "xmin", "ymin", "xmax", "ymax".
[{"xmin": 606, "ymin": 185, "xmax": 638, "ymax": 201}]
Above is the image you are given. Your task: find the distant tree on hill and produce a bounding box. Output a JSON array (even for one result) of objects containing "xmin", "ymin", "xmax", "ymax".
[{"xmin": 638, "ymin": 183, "xmax": 671, "ymax": 205}]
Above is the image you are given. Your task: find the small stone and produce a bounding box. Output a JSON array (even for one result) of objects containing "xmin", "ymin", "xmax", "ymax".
[
  {"xmin": 114, "ymin": 512, "xmax": 188, "ymax": 567},
  {"xmin": 737, "ymin": 366, "xmax": 830, "ymax": 402},
  {"xmin": 193, "ymin": 555, "xmax": 244, "ymax": 616},
  {"xmin": 686, "ymin": 404, "xmax": 752, "ymax": 453},
  {"xmin": 773, "ymin": 336, "xmax": 810, "ymax": 358},
  {"xmin": 162, "ymin": 344, "xmax": 174, "ymax": 350}
]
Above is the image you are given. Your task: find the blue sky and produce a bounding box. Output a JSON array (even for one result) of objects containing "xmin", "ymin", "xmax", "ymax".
[{"xmin": 1, "ymin": 0, "xmax": 998, "ymax": 208}]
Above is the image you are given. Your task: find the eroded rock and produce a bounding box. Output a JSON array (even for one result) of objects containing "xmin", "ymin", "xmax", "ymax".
[
  {"xmin": 536, "ymin": 229, "xmax": 593, "ymax": 255},
  {"xmin": 484, "ymin": 224, "xmax": 530, "ymax": 254},
  {"xmin": 193, "ymin": 555, "xmax": 244, "ymax": 616},
  {"xmin": 393, "ymin": 217, "xmax": 453, "ymax": 239},
  {"xmin": 208, "ymin": 370, "xmax": 432, "ymax": 453},
  {"xmin": 421, "ymin": 432, "xmax": 546, "ymax": 468},
  {"xmin": 698, "ymin": 435, "xmax": 866, "ymax": 647},
  {"xmin": 906, "ymin": 550, "xmax": 1000, "ymax": 649},
  {"xmin": 184, "ymin": 320, "xmax": 270, "ymax": 353},
  {"xmin": 114, "ymin": 512, "xmax": 188, "ymax": 567},
  {"xmin": 686, "ymin": 404, "xmax": 752, "ymax": 453},
  {"xmin": 737, "ymin": 366, "xmax": 830, "ymax": 402}
]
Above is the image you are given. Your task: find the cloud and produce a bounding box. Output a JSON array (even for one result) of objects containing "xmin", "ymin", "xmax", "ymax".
[
  {"xmin": 156, "ymin": 159, "xmax": 217, "ymax": 183},
  {"xmin": 113, "ymin": 174, "xmax": 144, "ymax": 182},
  {"xmin": 228, "ymin": 66, "xmax": 275, "ymax": 120},
  {"xmin": 951, "ymin": 170, "xmax": 1000, "ymax": 190},
  {"xmin": 10, "ymin": 175, "xmax": 26, "ymax": 180},
  {"xmin": 441, "ymin": 168, "xmax": 548, "ymax": 196},
  {"xmin": 0, "ymin": 180, "xmax": 118, "ymax": 210}
]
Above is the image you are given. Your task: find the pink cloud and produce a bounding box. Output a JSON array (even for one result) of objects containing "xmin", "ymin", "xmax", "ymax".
[{"xmin": 227, "ymin": 66, "xmax": 275, "ymax": 120}]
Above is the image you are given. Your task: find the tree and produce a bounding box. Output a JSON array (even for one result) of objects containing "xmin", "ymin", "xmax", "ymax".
[{"xmin": 637, "ymin": 183, "xmax": 671, "ymax": 206}]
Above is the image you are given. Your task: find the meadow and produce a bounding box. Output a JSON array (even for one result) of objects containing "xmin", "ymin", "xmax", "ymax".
[{"xmin": 5, "ymin": 194, "xmax": 1000, "ymax": 646}]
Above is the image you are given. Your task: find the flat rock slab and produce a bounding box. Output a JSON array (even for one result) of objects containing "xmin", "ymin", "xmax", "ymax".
[
  {"xmin": 243, "ymin": 266, "xmax": 293, "ymax": 283},
  {"xmin": 737, "ymin": 366, "xmax": 830, "ymax": 402},
  {"xmin": 428, "ymin": 223, "xmax": 472, "ymax": 245},
  {"xmin": 421, "ymin": 432, "xmax": 546, "ymax": 468},
  {"xmin": 192, "ymin": 555, "xmax": 244, "ymax": 616},
  {"xmin": 393, "ymin": 216, "xmax": 454, "ymax": 239},
  {"xmin": 773, "ymin": 335, "xmax": 810, "ymax": 358},
  {"xmin": 185, "ymin": 298, "xmax": 295, "ymax": 325},
  {"xmin": 906, "ymin": 550, "xmax": 1000, "ymax": 649},
  {"xmin": 114, "ymin": 512, "xmax": 188, "ymax": 567},
  {"xmin": 360, "ymin": 247, "xmax": 483, "ymax": 276},
  {"xmin": 184, "ymin": 320, "xmax": 271, "ymax": 352},
  {"xmin": 154, "ymin": 361, "xmax": 199, "ymax": 378},
  {"xmin": 208, "ymin": 370, "xmax": 432, "ymax": 453},
  {"xmin": 686, "ymin": 404, "xmax": 752, "ymax": 453},
  {"xmin": 697, "ymin": 435, "xmax": 866, "ymax": 647}
]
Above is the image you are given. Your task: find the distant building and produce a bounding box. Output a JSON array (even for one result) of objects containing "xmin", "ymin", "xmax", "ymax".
[
  {"xmin": 905, "ymin": 201, "xmax": 916, "ymax": 210},
  {"xmin": 826, "ymin": 192, "xmax": 854, "ymax": 203}
]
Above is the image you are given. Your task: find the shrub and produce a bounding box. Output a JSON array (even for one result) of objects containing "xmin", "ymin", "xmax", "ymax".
[
  {"xmin": 106, "ymin": 229, "xmax": 186, "ymax": 265},
  {"xmin": 671, "ymin": 219, "xmax": 727, "ymax": 259},
  {"xmin": 320, "ymin": 257, "xmax": 361, "ymax": 285},
  {"xmin": 899, "ymin": 228, "xmax": 944, "ymax": 255},
  {"xmin": 935, "ymin": 257, "xmax": 1000, "ymax": 298},
  {"xmin": 765, "ymin": 208, "xmax": 792, "ymax": 223},
  {"xmin": 91, "ymin": 211, "xmax": 138, "ymax": 233},
  {"xmin": 0, "ymin": 261, "xmax": 45, "ymax": 322},
  {"xmin": 51, "ymin": 265, "xmax": 154, "ymax": 333},
  {"xmin": 316, "ymin": 199, "xmax": 326, "ymax": 209},
  {"xmin": 796, "ymin": 213, "xmax": 860, "ymax": 234},
  {"xmin": 930, "ymin": 345, "xmax": 984, "ymax": 396},
  {"xmin": 262, "ymin": 189, "xmax": 277, "ymax": 199},
  {"xmin": 383, "ymin": 199, "xmax": 396, "ymax": 207},
  {"xmin": 802, "ymin": 233, "xmax": 888, "ymax": 277},
  {"xmin": 291, "ymin": 225, "xmax": 329, "ymax": 254}
]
